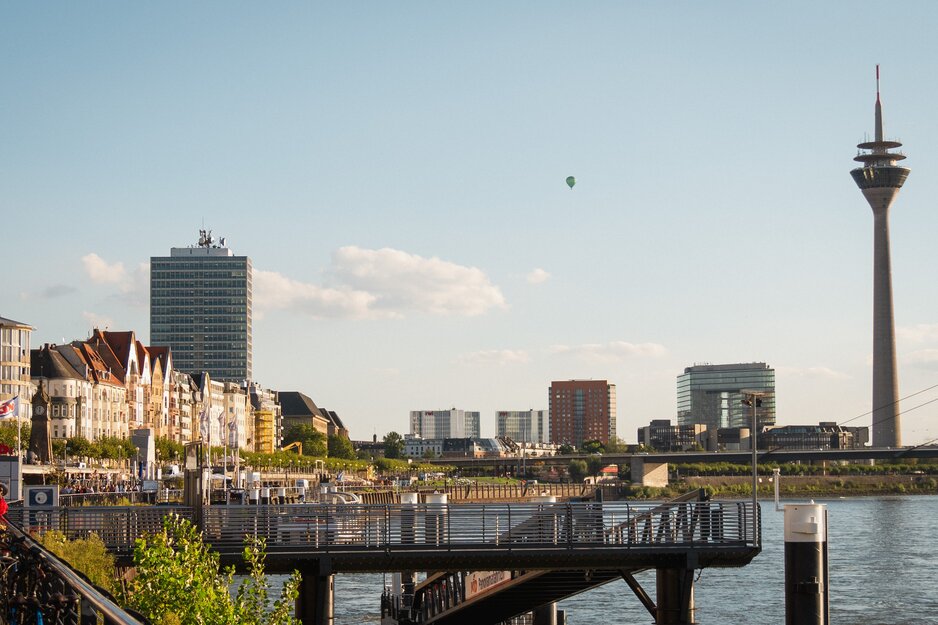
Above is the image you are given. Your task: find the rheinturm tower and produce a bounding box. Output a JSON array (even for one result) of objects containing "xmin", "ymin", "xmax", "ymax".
[{"xmin": 850, "ymin": 66, "xmax": 909, "ymax": 448}]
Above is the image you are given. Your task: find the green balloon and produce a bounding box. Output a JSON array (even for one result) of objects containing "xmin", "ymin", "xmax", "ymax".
[{"xmin": 566, "ymin": 176, "xmax": 576, "ymax": 189}]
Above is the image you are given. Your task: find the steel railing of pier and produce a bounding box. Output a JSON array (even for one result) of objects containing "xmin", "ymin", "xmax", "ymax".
[{"xmin": 5, "ymin": 501, "xmax": 757, "ymax": 562}]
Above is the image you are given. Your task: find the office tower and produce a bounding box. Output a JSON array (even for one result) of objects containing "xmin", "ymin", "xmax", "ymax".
[
  {"xmin": 150, "ymin": 230, "xmax": 253, "ymax": 382},
  {"xmin": 496, "ymin": 410, "xmax": 549, "ymax": 443},
  {"xmin": 409, "ymin": 409, "xmax": 480, "ymax": 439},
  {"xmin": 676, "ymin": 363, "xmax": 775, "ymax": 430},
  {"xmin": 548, "ymin": 380, "xmax": 616, "ymax": 448},
  {"xmin": 850, "ymin": 67, "xmax": 909, "ymax": 448}
]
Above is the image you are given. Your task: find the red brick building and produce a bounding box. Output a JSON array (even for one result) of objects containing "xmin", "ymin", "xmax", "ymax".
[{"xmin": 548, "ymin": 379, "xmax": 616, "ymax": 448}]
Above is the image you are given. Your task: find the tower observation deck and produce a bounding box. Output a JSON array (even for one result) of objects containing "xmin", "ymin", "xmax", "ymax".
[{"xmin": 850, "ymin": 66, "xmax": 909, "ymax": 449}]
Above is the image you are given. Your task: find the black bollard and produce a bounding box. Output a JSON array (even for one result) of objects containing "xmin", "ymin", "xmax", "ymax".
[{"xmin": 784, "ymin": 503, "xmax": 829, "ymax": 625}]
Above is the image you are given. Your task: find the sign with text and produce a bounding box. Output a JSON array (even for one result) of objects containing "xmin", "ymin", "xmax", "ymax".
[{"xmin": 465, "ymin": 571, "xmax": 512, "ymax": 600}]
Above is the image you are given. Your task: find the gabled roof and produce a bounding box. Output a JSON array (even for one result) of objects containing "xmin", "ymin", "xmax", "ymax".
[
  {"xmin": 320, "ymin": 408, "xmax": 346, "ymax": 431},
  {"xmin": 70, "ymin": 341, "xmax": 124, "ymax": 388},
  {"xmin": 278, "ymin": 391, "xmax": 324, "ymax": 419},
  {"xmin": 88, "ymin": 331, "xmax": 127, "ymax": 383},
  {"xmin": 148, "ymin": 346, "xmax": 172, "ymax": 377},
  {"xmin": 30, "ymin": 345, "xmax": 84, "ymax": 381}
]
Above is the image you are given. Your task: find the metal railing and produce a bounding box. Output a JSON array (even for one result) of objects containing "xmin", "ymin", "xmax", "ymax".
[
  {"xmin": 6, "ymin": 501, "xmax": 757, "ymax": 556},
  {"xmin": 0, "ymin": 521, "xmax": 148, "ymax": 625}
]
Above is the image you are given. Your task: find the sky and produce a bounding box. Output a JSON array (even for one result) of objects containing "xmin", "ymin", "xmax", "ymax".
[{"xmin": 4, "ymin": 2, "xmax": 938, "ymax": 444}]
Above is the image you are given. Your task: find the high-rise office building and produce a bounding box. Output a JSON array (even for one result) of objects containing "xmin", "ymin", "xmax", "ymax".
[
  {"xmin": 548, "ymin": 380, "xmax": 616, "ymax": 448},
  {"xmin": 496, "ymin": 409, "xmax": 549, "ymax": 443},
  {"xmin": 676, "ymin": 363, "xmax": 775, "ymax": 430},
  {"xmin": 150, "ymin": 230, "xmax": 252, "ymax": 382},
  {"xmin": 850, "ymin": 66, "xmax": 909, "ymax": 448},
  {"xmin": 409, "ymin": 409, "xmax": 480, "ymax": 439}
]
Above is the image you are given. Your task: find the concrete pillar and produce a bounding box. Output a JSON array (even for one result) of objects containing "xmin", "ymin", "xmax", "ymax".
[
  {"xmin": 655, "ymin": 568, "xmax": 695, "ymax": 624},
  {"xmin": 631, "ymin": 459, "xmax": 669, "ymax": 487},
  {"xmin": 533, "ymin": 602, "xmax": 557, "ymax": 625},
  {"xmin": 784, "ymin": 503, "xmax": 829, "ymax": 625},
  {"xmin": 425, "ymin": 492, "xmax": 447, "ymax": 545},
  {"xmin": 295, "ymin": 568, "xmax": 334, "ymax": 625}
]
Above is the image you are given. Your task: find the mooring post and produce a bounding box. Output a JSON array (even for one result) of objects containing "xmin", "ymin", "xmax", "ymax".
[
  {"xmin": 784, "ymin": 503, "xmax": 829, "ymax": 625},
  {"xmin": 295, "ymin": 561, "xmax": 335, "ymax": 625},
  {"xmin": 655, "ymin": 567, "xmax": 696, "ymax": 624}
]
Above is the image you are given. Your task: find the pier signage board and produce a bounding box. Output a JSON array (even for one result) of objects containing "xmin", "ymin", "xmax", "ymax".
[{"xmin": 465, "ymin": 571, "xmax": 512, "ymax": 600}]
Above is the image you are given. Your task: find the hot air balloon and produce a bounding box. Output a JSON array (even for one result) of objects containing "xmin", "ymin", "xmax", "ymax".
[{"xmin": 565, "ymin": 176, "xmax": 576, "ymax": 189}]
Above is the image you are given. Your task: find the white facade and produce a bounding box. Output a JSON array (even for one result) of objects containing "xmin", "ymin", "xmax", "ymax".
[{"xmin": 0, "ymin": 317, "xmax": 32, "ymax": 422}]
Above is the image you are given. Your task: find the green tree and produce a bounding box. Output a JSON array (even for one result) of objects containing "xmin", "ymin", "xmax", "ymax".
[
  {"xmin": 282, "ymin": 424, "xmax": 327, "ymax": 457},
  {"xmin": 383, "ymin": 431, "xmax": 404, "ymax": 459},
  {"xmin": 124, "ymin": 514, "xmax": 300, "ymax": 625},
  {"xmin": 586, "ymin": 455, "xmax": 605, "ymax": 478},
  {"xmin": 67, "ymin": 436, "xmax": 94, "ymax": 460},
  {"xmin": 558, "ymin": 443, "xmax": 575, "ymax": 455},
  {"xmin": 328, "ymin": 434, "xmax": 356, "ymax": 460},
  {"xmin": 0, "ymin": 422, "xmax": 30, "ymax": 450},
  {"xmin": 582, "ymin": 440, "xmax": 605, "ymax": 454},
  {"xmin": 155, "ymin": 436, "xmax": 185, "ymax": 464},
  {"xmin": 605, "ymin": 436, "xmax": 628, "ymax": 453},
  {"xmin": 568, "ymin": 459, "xmax": 588, "ymax": 482}
]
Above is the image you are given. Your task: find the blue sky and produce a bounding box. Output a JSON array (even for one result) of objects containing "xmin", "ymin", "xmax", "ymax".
[{"xmin": 4, "ymin": 2, "xmax": 938, "ymax": 443}]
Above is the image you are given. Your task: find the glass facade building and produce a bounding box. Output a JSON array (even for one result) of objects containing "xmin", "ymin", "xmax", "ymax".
[
  {"xmin": 496, "ymin": 409, "xmax": 548, "ymax": 443},
  {"xmin": 150, "ymin": 241, "xmax": 252, "ymax": 382},
  {"xmin": 676, "ymin": 363, "xmax": 775, "ymax": 430}
]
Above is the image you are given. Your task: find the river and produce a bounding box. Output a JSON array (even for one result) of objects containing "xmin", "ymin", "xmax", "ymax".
[{"xmin": 297, "ymin": 496, "xmax": 938, "ymax": 624}]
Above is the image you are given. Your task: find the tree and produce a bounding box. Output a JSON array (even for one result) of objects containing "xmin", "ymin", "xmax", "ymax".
[
  {"xmin": 586, "ymin": 455, "xmax": 605, "ymax": 478},
  {"xmin": 156, "ymin": 437, "xmax": 185, "ymax": 464},
  {"xmin": 605, "ymin": 436, "xmax": 628, "ymax": 453},
  {"xmin": 282, "ymin": 424, "xmax": 327, "ymax": 457},
  {"xmin": 67, "ymin": 436, "xmax": 94, "ymax": 460},
  {"xmin": 582, "ymin": 440, "xmax": 605, "ymax": 454},
  {"xmin": 568, "ymin": 459, "xmax": 588, "ymax": 482},
  {"xmin": 558, "ymin": 443, "xmax": 575, "ymax": 455},
  {"xmin": 383, "ymin": 431, "xmax": 404, "ymax": 459},
  {"xmin": 328, "ymin": 434, "xmax": 356, "ymax": 460},
  {"xmin": 124, "ymin": 514, "xmax": 299, "ymax": 625},
  {"xmin": 0, "ymin": 422, "xmax": 30, "ymax": 450}
]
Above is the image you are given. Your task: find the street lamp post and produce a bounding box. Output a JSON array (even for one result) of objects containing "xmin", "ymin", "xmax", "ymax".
[{"xmin": 742, "ymin": 389, "xmax": 767, "ymax": 547}]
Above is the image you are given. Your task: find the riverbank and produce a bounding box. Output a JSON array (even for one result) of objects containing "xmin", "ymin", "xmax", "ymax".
[{"xmin": 677, "ymin": 474, "xmax": 938, "ymax": 498}]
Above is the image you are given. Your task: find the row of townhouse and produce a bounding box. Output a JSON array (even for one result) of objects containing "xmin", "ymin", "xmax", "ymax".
[{"xmin": 25, "ymin": 329, "xmax": 284, "ymax": 452}]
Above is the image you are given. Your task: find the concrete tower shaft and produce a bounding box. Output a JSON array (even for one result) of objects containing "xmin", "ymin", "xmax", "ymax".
[{"xmin": 850, "ymin": 66, "xmax": 909, "ymax": 449}]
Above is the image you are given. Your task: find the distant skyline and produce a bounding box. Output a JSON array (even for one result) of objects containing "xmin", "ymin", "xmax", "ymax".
[{"xmin": 4, "ymin": 3, "xmax": 938, "ymax": 444}]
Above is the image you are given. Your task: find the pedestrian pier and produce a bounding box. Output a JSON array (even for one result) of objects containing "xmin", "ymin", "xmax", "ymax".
[{"xmin": 6, "ymin": 497, "xmax": 760, "ymax": 624}]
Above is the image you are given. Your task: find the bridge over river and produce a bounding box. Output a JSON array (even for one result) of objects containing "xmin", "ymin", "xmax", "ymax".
[{"xmin": 6, "ymin": 496, "xmax": 760, "ymax": 625}]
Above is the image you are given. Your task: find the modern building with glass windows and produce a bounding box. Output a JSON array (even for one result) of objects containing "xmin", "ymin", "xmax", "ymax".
[
  {"xmin": 409, "ymin": 409, "xmax": 480, "ymax": 439},
  {"xmin": 496, "ymin": 409, "xmax": 548, "ymax": 443},
  {"xmin": 150, "ymin": 231, "xmax": 252, "ymax": 382},
  {"xmin": 676, "ymin": 362, "xmax": 775, "ymax": 430}
]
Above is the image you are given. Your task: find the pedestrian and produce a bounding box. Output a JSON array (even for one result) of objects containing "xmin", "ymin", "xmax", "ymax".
[{"xmin": 0, "ymin": 482, "xmax": 9, "ymax": 521}]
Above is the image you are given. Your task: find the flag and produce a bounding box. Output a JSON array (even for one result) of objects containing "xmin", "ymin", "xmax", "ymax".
[
  {"xmin": 0, "ymin": 397, "xmax": 18, "ymax": 419},
  {"xmin": 199, "ymin": 409, "xmax": 209, "ymax": 441}
]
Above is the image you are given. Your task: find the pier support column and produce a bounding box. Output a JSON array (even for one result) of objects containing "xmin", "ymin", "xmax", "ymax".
[
  {"xmin": 296, "ymin": 562, "xmax": 334, "ymax": 625},
  {"xmin": 655, "ymin": 567, "xmax": 695, "ymax": 624},
  {"xmin": 784, "ymin": 503, "xmax": 829, "ymax": 625},
  {"xmin": 631, "ymin": 459, "xmax": 669, "ymax": 487},
  {"xmin": 533, "ymin": 602, "xmax": 557, "ymax": 625}
]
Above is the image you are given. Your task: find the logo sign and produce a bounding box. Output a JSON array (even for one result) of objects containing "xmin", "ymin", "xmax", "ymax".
[
  {"xmin": 464, "ymin": 571, "xmax": 511, "ymax": 600},
  {"xmin": 25, "ymin": 485, "xmax": 59, "ymax": 508}
]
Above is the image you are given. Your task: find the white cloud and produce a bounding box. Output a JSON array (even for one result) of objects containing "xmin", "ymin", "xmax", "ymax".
[
  {"xmin": 906, "ymin": 349, "xmax": 938, "ymax": 370},
  {"xmin": 253, "ymin": 269, "xmax": 380, "ymax": 320},
  {"xmin": 255, "ymin": 246, "xmax": 506, "ymax": 320},
  {"xmin": 898, "ymin": 324, "xmax": 938, "ymax": 344},
  {"xmin": 526, "ymin": 268, "xmax": 551, "ymax": 284},
  {"xmin": 82, "ymin": 253, "xmax": 126, "ymax": 284},
  {"xmin": 776, "ymin": 365, "xmax": 850, "ymax": 380},
  {"xmin": 331, "ymin": 246, "xmax": 506, "ymax": 316},
  {"xmin": 547, "ymin": 341, "xmax": 668, "ymax": 363},
  {"xmin": 456, "ymin": 349, "xmax": 530, "ymax": 366}
]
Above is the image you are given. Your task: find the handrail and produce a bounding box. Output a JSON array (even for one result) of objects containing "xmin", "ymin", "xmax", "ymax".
[{"xmin": 1, "ymin": 521, "xmax": 148, "ymax": 625}]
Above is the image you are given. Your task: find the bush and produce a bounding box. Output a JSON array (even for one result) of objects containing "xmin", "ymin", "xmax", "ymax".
[{"xmin": 40, "ymin": 530, "xmax": 118, "ymax": 595}]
